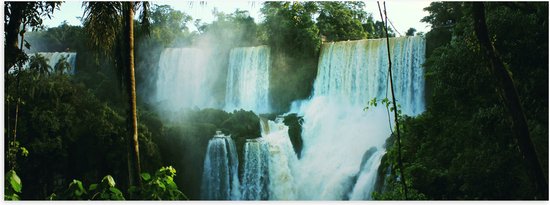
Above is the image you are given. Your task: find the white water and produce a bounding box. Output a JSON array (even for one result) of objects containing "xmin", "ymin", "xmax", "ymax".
[
  {"xmin": 201, "ymin": 131, "xmax": 241, "ymax": 200},
  {"xmin": 225, "ymin": 46, "xmax": 271, "ymax": 113},
  {"xmin": 261, "ymin": 116, "xmax": 299, "ymax": 200},
  {"xmin": 241, "ymin": 138, "xmax": 270, "ymax": 200},
  {"xmin": 349, "ymin": 149, "xmax": 385, "ymax": 200},
  {"xmin": 155, "ymin": 48, "xmax": 218, "ymax": 112},
  {"xmin": 292, "ymin": 36, "xmax": 426, "ymax": 200}
]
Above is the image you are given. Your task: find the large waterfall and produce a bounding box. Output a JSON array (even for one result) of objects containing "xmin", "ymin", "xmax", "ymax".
[
  {"xmin": 201, "ymin": 131, "xmax": 241, "ymax": 200},
  {"xmin": 198, "ymin": 36, "xmax": 426, "ymax": 200},
  {"xmin": 225, "ymin": 46, "xmax": 271, "ymax": 113},
  {"xmin": 292, "ymin": 36, "xmax": 426, "ymax": 200},
  {"xmin": 155, "ymin": 48, "xmax": 218, "ymax": 112}
]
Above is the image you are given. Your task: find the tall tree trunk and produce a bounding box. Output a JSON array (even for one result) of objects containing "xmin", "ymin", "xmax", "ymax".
[
  {"xmin": 124, "ymin": 1, "xmax": 142, "ymax": 189},
  {"xmin": 5, "ymin": 2, "xmax": 25, "ymax": 72},
  {"xmin": 377, "ymin": 1, "xmax": 408, "ymax": 199},
  {"xmin": 472, "ymin": 2, "xmax": 548, "ymax": 199}
]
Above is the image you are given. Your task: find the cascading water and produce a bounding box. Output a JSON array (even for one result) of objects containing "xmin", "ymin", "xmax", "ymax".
[
  {"xmin": 241, "ymin": 138, "xmax": 270, "ymax": 200},
  {"xmin": 201, "ymin": 131, "xmax": 241, "ymax": 200},
  {"xmin": 292, "ymin": 36, "xmax": 426, "ymax": 200},
  {"xmin": 198, "ymin": 36, "xmax": 425, "ymax": 200},
  {"xmin": 155, "ymin": 48, "xmax": 218, "ymax": 112},
  {"xmin": 225, "ymin": 46, "xmax": 271, "ymax": 113},
  {"xmin": 261, "ymin": 116, "xmax": 299, "ymax": 200}
]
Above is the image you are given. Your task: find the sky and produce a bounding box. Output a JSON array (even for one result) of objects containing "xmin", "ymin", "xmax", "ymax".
[{"xmin": 43, "ymin": 0, "xmax": 433, "ymax": 35}]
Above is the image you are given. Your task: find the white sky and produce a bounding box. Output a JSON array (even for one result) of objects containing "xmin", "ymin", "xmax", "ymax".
[{"xmin": 43, "ymin": 0, "xmax": 432, "ymax": 35}]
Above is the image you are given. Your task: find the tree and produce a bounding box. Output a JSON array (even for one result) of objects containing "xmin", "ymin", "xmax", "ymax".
[
  {"xmin": 261, "ymin": 2, "xmax": 321, "ymax": 112},
  {"xmin": 83, "ymin": 1, "xmax": 150, "ymax": 190},
  {"xmin": 376, "ymin": 2, "xmax": 548, "ymax": 200},
  {"xmin": 28, "ymin": 53, "xmax": 51, "ymax": 76},
  {"xmin": 471, "ymin": 2, "xmax": 547, "ymax": 199},
  {"xmin": 4, "ymin": 2, "xmax": 60, "ymax": 72},
  {"xmin": 316, "ymin": 2, "xmax": 368, "ymax": 41},
  {"xmin": 405, "ymin": 27, "xmax": 416, "ymax": 36}
]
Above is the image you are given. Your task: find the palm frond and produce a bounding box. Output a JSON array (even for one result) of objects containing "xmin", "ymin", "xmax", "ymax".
[{"xmin": 82, "ymin": 2, "xmax": 123, "ymax": 58}]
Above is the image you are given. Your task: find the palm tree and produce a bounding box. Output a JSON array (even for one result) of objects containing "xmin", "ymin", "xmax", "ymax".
[
  {"xmin": 83, "ymin": 1, "xmax": 150, "ymax": 189},
  {"xmin": 28, "ymin": 53, "xmax": 52, "ymax": 76}
]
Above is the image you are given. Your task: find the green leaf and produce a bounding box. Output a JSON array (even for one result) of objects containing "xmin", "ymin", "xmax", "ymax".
[
  {"xmin": 7, "ymin": 170, "xmax": 22, "ymax": 193},
  {"xmin": 102, "ymin": 175, "xmax": 116, "ymax": 187},
  {"xmin": 141, "ymin": 173, "xmax": 151, "ymax": 181},
  {"xmin": 109, "ymin": 187, "xmax": 124, "ymax": 198},
  {"xmin": 89, "ymin": 183, "xmax": 98, "ymax": 191}
]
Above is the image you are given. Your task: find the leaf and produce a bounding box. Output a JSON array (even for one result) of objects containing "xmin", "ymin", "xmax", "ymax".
[
  {"xmin": 7, "ymin": 170, "xmax": 22, "ymax": 193},
  {"xmin": 109, "ymin": 187, "xmax": 124, "ymax": 199},
  {"xmin": 102, "ymin": 175, "xmax": 116, "ymax": 187},
  {"xmin": 141, "ymin": 173, "xmax": 151, "ymax": 181},
  {"xmin": 89, "ymin": 183, "xmax": 98, "ymax": 191}
]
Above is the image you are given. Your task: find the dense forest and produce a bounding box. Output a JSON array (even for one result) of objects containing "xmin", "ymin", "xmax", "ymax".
[{"xmin": 4, "ymin": 1, "xmax": 548, "ymax": 200}]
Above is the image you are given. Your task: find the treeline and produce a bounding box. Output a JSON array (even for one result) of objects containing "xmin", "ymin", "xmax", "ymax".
[{"xmin": 376, "ymin": 2, "xmax": 548, "ymax": 200}]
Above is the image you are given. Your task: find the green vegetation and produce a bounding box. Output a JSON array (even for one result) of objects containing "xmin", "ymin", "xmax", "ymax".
[{"xmin": 375, "ymin": 2, "xmax": 548, "ymax": 200}]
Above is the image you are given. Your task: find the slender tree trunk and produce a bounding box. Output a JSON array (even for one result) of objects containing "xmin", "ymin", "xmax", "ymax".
[
  {"xmin": 472, "ymin": 2, "xmax": 548, "ymax": 199},
  {"xmin": 377, "ymin": 1, "xmax": 408, "ymax": 199},
  {"xmin": 124, "ymin": 1, "xmax": 142, "ymax": 189},
  {"xmin": 9, "ymin": 22, "xmax": 27, "ymax": 171}
]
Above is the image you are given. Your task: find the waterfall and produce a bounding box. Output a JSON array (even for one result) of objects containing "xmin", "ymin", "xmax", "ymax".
[
  {"xmin": 349, "ymin": 148, "xmax": 385, "ymax": 200},
  {"xmin": 201, "ymin": 131, "xmax": 241, "ymax": 200},
  {"xmin": 262, "ymin": 116, "xmax": 299, "ymax": 200},
  {"xmin": 241, "ymin": 138, "xmax": 270, "ymax": 200},
  {"xmin": 225, "ymin": 46, "xmax": 271, "ymax": 113},
  {"xmin": 313, "ymin": 36, "xmax": 425, "ymax": 115},
  {"xmin": 293, "ymin": 36, "xmax": 426, "ymax": 200},
  {"xmin": 155, "ymin": 48, "xmax": 218, "ymax": 112},
  {"xmin": 17, "ymin": 52, "xmax": 77, "ymax": 74}
]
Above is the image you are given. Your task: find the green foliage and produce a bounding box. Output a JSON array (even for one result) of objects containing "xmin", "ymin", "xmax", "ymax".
[
  {"xmin": 137, "ymin": 166, "xmax": 188, "ymax": 200},
  {"xmin": 405, "ymin": 28, "xmax": 417, "ymax": 36},
  {"xmin": 88, "ymin": 175, "xmax": 125, "ymax": 200},
  {"xmin": 5, "ymin": 170, "xmax": 22, "ymax": 200},
  {"xmin": 28, "ymin": 53, "xmax": 51, "ymax": 75},
  {"xmin": 5, "ymin": 70, "xmax": 161, "ymax": 199},
  {"xmin": 262, "ymin": 2, "xmax": 322, "ymax": 112},
  {"xmin": 53, "ymin": 55, "xmax": 72, "ymax": 74},
  {"xmin": 377, "ymin": 2, "xmax": 548, "ymax": 200},
  {"xmin": 317, "ymin": 2, "xmax": 368, "ymax": 41},
  {"xmin": 25, "ymin": 22, "xmax": 85, "ymax": 52}
]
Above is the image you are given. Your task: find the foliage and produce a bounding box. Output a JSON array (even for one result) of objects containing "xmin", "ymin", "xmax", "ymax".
[
  {"xmin": 316, "ymin": 2, "xmax": 368, "ymax": 41},
  {"xmin": 405, "ymin": 28, "xmax": 417, "ymax": 36},
  {"xmin": 136, "ymin": 166, "xmax": 188, "ymax": 200},
  {"xmin": 5, "ymin": 70, "xmax": 161, "ymax": 199},
  {"xmin": 88, "ymin": 175, "xmax": 125, "ymax": 200},
  {"xmin": 5, "ymin": 170, "xmax": 22, "ymax": 200},
  {"xmin": 377, "ymin": 2, "xmax": 548, "ymax": 199},
  {"xmin": 261, "ymin": 2, "xmax": 321, "ymax": 112},
  {"xmin": 27, "ymin": 53, "xmax": 51, "ymax": 75},
  {"xmin": 24, "ymin": 22, "xmax": 85, "ymax": 52},
  {"xmin": 4, "ymin": 2, "xmax": 62, "ymax": 70}
]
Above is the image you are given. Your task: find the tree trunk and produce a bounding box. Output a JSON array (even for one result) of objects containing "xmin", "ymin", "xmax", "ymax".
[
  {"xmin": 124, "ymin": 1, "xmax": 142, "ymax": 188},
  {"xmin": 472, "ymin": 2, "xmax": 548, "ymax": 199},
  {"xmin": 377, "ymin": 2, "xmax": 408, "ymax": 199},
  {"xmin": 5, "ymin": 2, "xmax": 25, "ymax": 72}
]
